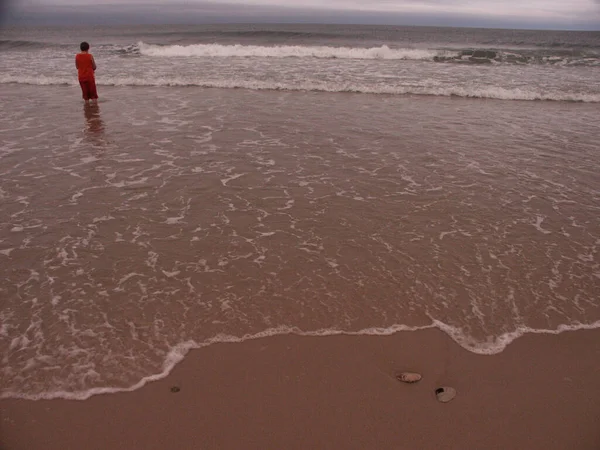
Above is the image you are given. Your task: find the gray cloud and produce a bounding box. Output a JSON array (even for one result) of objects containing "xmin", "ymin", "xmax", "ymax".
[{"xmin": 2, "ymin": 0, "xmax": 599, "ymax": 29}]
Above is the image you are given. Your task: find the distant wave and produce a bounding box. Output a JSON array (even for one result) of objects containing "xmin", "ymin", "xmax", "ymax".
[
  {"xmin": 2, "ymin": 74, "xmax": 599, "ymax": 103},
  {"xmin": 0, "ymin": 39, "xmax": 53, "ymax": 50}
]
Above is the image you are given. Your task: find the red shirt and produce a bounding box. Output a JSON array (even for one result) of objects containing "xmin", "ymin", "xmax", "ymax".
[{"xmin": 76, "ymin": 53, "xmax": 95, "ymax": 81}]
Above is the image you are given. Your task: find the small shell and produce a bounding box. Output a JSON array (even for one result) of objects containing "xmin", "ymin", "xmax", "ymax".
[
  {"xmin": 435, "ymin": 386, "xmax": 456, "ymax": 403},
  {"xmin": 396, "ymin": 372, "xmax": 422, "ymax": 383}
]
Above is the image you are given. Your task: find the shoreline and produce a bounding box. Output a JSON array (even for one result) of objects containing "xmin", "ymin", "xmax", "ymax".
[
  {"xmin": 2, "ymin": 328, "xmax": 600, "ymax": 449},
  {"xmin": 4, "ymin": 320, "xmax": 600, "ymax": 402}
]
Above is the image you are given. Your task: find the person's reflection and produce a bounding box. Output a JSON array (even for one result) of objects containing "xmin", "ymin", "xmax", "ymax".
[{"xmin": 83, "ymin": 102, "xmax": 105, "ymax": 146}]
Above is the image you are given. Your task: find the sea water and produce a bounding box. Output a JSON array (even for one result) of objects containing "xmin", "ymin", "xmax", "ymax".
[{"xmin": 1, "ymin": 24, "xmax": 599, "ymax": 400}]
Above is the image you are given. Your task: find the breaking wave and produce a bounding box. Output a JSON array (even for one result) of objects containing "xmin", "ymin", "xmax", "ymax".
[
  {"xmin": 135, "ymin": 42, "xmax": 456, "ymax": 60},
  {"xmin": 1, "ymin": 74, "xmax": 599, "ymax": 103},
  {"xmin": 128, "ymin": 42, "xmax": 600, "ymax": 66}
]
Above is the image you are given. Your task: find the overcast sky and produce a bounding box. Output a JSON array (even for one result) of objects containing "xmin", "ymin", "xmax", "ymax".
[{"xmin": 3, "ymin": 0, "xmax": 600, "ymax": 29}]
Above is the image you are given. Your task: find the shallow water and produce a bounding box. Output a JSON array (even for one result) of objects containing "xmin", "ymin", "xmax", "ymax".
[{"xmin": 1, "ymin": 83, "xmax": 599, "ymax": 399}]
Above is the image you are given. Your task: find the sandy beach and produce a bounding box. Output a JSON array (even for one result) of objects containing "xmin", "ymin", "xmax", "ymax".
[{"xmin": 2, "ymin": 328, "xmax": 600, "ymax": 449}]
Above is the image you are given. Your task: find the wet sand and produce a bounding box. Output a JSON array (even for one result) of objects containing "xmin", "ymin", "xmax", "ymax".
[{"xmin": 2, "ymin": 328, "xmax": 600, "ymax": 450}]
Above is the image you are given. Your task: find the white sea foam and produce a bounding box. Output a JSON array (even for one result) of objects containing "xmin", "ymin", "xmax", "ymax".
[
  {"xmin": 432, "ymin": 320, "xmax": 600, "ymax": 355},
  {"xmin": 136, "ymin": 42, "xmax": 457, "ymax": 60},
  {"xmin": 3, "ymin": 320, "xmax": 600, "ymax": 401},
  {"xmin": 1, "ymin": 74, "xmax": 599, "ymax": 103}
]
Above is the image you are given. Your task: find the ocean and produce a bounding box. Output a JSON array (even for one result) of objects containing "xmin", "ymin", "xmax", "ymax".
[
  {"xmin": 2, "ymin": 24, "xmax": 600, "ymax": 100},
  {"xmin": 1, "ymin": 24, "xmax": 599, "ymax": 400}
]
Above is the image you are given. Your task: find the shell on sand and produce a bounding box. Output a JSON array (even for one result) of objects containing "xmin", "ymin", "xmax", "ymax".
[
  {"xmin": 435, "ymin": 386, "xmax": 457, "ymax": 403},
  {"xmin": 396, "ymin": 372, "xmax": 422, "ymax": 383}
]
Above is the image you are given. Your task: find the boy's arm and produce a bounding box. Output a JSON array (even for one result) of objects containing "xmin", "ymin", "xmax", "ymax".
[
  {"xmin": 91, "ymin": 55, "xmax": 97, "ymax": 71},
  {"xmin": 75, "ymin": 56, "xmax": 78, "ymax": 69}
]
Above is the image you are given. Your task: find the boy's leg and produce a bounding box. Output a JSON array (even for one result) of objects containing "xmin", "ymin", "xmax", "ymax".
[
  {"xmin": 89, "ymin": 79, "xmax": 99, "ymax": 102},
  {"xmin": 79, "ymin": 80, "xmax": 90, "ymax": 103}
]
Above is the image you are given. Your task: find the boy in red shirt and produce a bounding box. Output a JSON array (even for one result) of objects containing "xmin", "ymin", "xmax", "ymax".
[{"xmin": 75, "ymin": 41, "xmax": 98, "ymax": 103}]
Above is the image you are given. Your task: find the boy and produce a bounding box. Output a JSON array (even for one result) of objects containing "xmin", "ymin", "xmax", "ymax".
[{"xmin": 75, "ymin": 42, "xmax": 98, "ymax": 103}]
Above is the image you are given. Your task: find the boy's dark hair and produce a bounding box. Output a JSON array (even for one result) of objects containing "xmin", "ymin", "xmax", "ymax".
[{"xmin": 80, "ymin": 42, "xmax": 90, "ymax": 51}]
